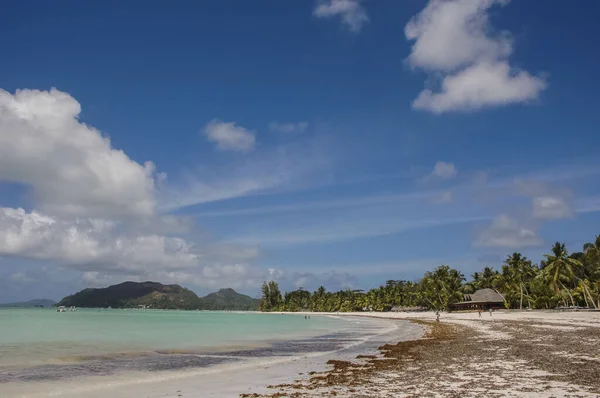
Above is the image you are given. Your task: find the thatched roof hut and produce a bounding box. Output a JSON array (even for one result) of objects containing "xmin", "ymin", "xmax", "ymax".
[
  {"xmin": 466, "ymin": 288, "xmax": 505, "ymax": 303},
  {"xmin": 449, "ymin": 288, "xmax": 505, "ymax": 312}
]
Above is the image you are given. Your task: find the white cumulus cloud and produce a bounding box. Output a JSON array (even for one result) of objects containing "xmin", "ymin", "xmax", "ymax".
[
  {"xmin": 412, "ymin": 61, "xmax": 547, "ymax": 113},
  {"xmin": 405, "ymin": 0, "xmax": 512, "ymax": 71},
  {"xmin": 0, "ymin": 88, "xmax": 289, "ymax": 292},
  {"xmin": 0, "ymin": 207, "xmax": 200, "ymax": 272},
  {"xmin": 314, "ymin": 0, "xmax": 369, "ymax": 33},
  {"xmin": 0, "ymin": 88, "xmax": 157, "ymax": 218},
  {"xmin": 0, "ymin": 206, "xmax": 267, "ymax": 290},
  {"xmin": 204, "ymin": 119, "xmax": 256, "ymax": 152},
  {"xmin": 405, "ymin": 0, "xmax": 546, "ymax": 113}
]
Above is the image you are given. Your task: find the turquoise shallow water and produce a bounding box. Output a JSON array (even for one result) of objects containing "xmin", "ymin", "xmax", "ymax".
[
  {"xmin": 0, "ymin": 309, "xmax": 410, "ymax": 397},
  {"xmin": 0, "ymin": 308, "xmax": 352, "ymax": 371}
]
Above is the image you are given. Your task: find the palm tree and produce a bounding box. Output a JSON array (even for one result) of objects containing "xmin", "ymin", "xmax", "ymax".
[
  {"xmin": 419, "ymin": 265, "xmax": 465, "ymax": 310},
  {"xmin": 530, "ymin": 272, "xmax": 555, "ymax": 309},
  {"xmin": 573, "ymin": 278, "xmax": 598, "ymax": 309},
  {"xmin": 499, "ymin": 253, "xmax": 537, "ymax": 309},
  {"xmin": 311, "ymin": 286, "xmax": 327, "ymax": 311},
  {"xmin": 583, "ymin": 236, "xmax": 600, "ymax": 277},
  {"xmin": 544, "ymin": 242, "xmax": 582, "ymax": 306},
  {"xmin": 582, "ymin": 237, "xmax": 600, "ymax": 308},
  {"xmin": 583, "ymin": 235, "xmax": 600, "ymax": 256},
  {"xmin": 260, "ymin": 281, "xmax": 283, "ymax": 311},
  {"xmin": 465, "ymin": 267, "xmax": 501, "ymax": 294},
  {"xmin": 354, "ymin": 292, "xmax": 369, "ymax": 311}
]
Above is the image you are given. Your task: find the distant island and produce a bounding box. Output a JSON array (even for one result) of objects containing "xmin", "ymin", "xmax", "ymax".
[
  {"xmin": 201, "ymin": 287, "xmax": 259, "ymax": 310},
  {"xmin": 0, "ymin": 299, "xmax": 56, "ymax": 308},
  {"xmin": 55, "ymin": 282, "xmax": 259, "ymax": 310}
]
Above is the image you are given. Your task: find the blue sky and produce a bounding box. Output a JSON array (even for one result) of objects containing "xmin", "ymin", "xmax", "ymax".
[{"xmin": 1, "ymin": 0, "xmax": 600, "ymax": 302}]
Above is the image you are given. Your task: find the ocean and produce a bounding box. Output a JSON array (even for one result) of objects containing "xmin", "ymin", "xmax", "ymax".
[{"xmin": 0, "ymin": 308, "xmax": 399, "ymax": 397}]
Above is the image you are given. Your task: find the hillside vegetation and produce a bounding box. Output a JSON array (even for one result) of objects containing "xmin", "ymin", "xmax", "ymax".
[{"xmin": 56, "ymin": 282, "xmax": 259, "ymax": 310}]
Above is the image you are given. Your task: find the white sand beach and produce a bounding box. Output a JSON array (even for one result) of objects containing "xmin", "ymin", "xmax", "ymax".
[{"xmin": 250, "ymin": 310, "xmax": 600, "ymax": 398}]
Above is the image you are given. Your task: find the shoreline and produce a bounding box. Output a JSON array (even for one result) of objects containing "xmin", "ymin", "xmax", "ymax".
[
  {"xmin": 3, "ymin": 310, "xmax": 600, "ymax": 397},
  {"xmin": 1, "ymin": 315, "xmax": 420, "ymax": 398}
]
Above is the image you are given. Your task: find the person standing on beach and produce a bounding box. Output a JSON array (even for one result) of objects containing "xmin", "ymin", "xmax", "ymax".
[
  {"xmin": 489, "ymin": 308, "xmax": 493, "ymax": 316},
  {"xmin": 478, "ymin": 309, "xmax": 482, "ymax": 318},
  {"xmin": 435, "ymin": 310, "xmax": 440, "ymax": 322}
]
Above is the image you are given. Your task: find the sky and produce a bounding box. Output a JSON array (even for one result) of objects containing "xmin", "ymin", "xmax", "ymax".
[{"xmin": 1, "ymin": 0, "xmax": 600, "ymax": 302}]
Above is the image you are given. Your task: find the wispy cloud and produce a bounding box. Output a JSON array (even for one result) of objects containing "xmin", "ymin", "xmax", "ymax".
[
  {"xmin": 575, "ymin": 196, "xmax": 600, "ymax": 214},
  {"xmin": 474, "ymin": 214, "xmax": 542, "ymax": 249},
  {"xmin": 160, "ymin": 139, "xmax": 332, "ymax": 212},
  {"xmin": 181, "ymin": 159, "xmax": 598, "ymax": 219},
  {"xmin": 532, "ymin": 196, "xmax": 573, "ymax": 220},
  {"xmin": 313, "ymin": 0, "xmax": 369, "ymax": 33},
  {"xmin": 509, "ymin": 162, "xmax": 600, "ymax": 185},
  {"xmin": 192, "ymin": 161, "xmax": 600, "ymax": 220},
  {"xmin": 203, "ymin": 119, "xmax": 256, "ymax": 152},
  {"xmin": 229, "ymin": 215, "xmax": 488, "ymax": 247},
  {"xmin": 268, "ymin": 121, "xmax": 309, "ymax": 134},
  {"xmin": 195, "ymin": 190, "xmax": 434, "ymax": 218},
  {"xmin": 278, "ymin": 254, "xmax": 486, "ymax": 281},
  {"xmin": 431, "ymin": 191, "xmax": 453, "ymax": 204},
  {"xmin": 431, "ymin": 161, "xmax": 457, "ymax": 179},
  {"xmin": 196, "ymin": 160, "xmax": 600, "ymax": 249},
  {"xmin": 468, "ymin": 163, "xmax": 600, "ymax": 249}
]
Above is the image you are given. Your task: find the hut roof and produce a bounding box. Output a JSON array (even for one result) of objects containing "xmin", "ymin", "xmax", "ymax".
[{"xmin": 463, "ymin": 288, "xmax": 504, "ymax": 303}]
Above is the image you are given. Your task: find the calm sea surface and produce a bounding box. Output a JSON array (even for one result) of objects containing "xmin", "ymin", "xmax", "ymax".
[{"xmin": 0, "ymin": 308, "xmax": 379, "ymax": 385}]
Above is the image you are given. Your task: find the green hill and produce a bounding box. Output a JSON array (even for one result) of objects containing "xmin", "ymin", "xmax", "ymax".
[
  {"xmin": 0, "ymin": 299, "xmax": 56, "ymax": 308},
  {"xmin": 55, "ymin": 282, "xmax": 259, "ymax": 310},
  {"xmin": 201, "ymin": 288, "xmax": 259, "ymax": 310},
  {"xmin": 56, "ymin": 281, "xmax": 203, "ymax": 310}
]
